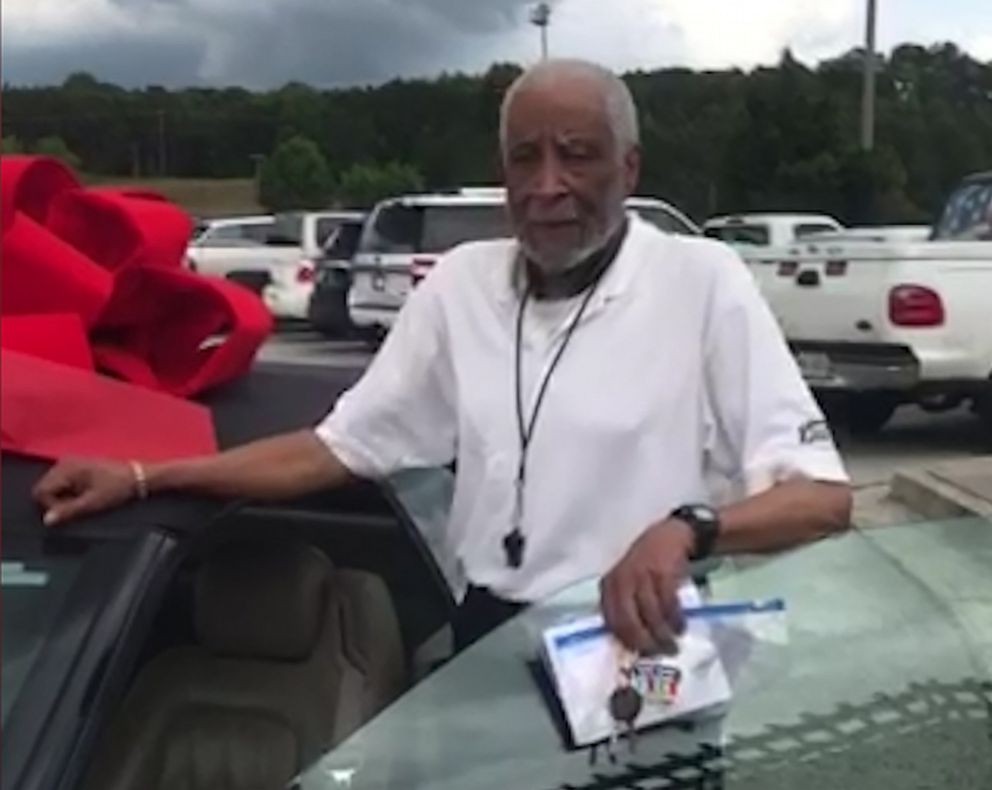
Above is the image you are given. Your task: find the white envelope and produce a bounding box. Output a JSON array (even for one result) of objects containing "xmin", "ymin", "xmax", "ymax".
[{"xmin": 539, "ymin": 583, "xmax": 733, "ymax": 747}]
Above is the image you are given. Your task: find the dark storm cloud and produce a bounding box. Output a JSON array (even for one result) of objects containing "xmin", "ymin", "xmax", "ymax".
[
  {"xmin": 5, "ymin": 0, "xmax": 539, "ymax": 88},
  {"xmin": 3, "ymin": 32, "xmax": 207, "ymax": 88}
]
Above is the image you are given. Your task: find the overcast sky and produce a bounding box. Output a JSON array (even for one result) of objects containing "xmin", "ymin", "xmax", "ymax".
[{"xmin": 3, "ymin": 0, "xmax": 990, "ymax": 89}]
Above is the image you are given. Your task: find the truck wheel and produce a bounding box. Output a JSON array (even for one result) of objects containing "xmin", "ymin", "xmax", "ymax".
[{"xmin": 847, "ymin": 395, "xmax": 899, "ymax": 436}]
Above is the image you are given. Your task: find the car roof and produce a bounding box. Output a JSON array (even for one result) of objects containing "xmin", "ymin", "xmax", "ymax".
[
  {"xmin": 377, "ymin": 188, "xmax": 507, "ymax": 208},
  {"xmin": 274, "ymin": 210, "xmax": 365, "ymax": 219},
  {"xmin": 375, "ymin": 188, "xmax": 688, "ymax": 215},
  {"xmin": 291, "ymin": 210, "xmax": 367, "ymax": 220}
]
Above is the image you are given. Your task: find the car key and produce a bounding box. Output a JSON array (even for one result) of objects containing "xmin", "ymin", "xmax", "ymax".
[
  {"xmin": 609, "ymin": 685, "xmax": 643, "ymax": 753},
  {"xmin": 589, "ymin": 686, "xmax": 635, "ymax": 768}
]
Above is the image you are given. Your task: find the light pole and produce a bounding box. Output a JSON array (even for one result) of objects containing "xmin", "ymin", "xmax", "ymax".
[
  {"xmin": 860, "ymin": 0, "xmax": 879, "ymax": 151},
  {"xmin": 530, "ymin": 2, "xmax": 551, "ymax": 61}
]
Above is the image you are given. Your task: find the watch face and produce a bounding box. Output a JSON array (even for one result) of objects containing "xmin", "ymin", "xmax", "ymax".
[{"xmin": 675, "ymin": 504, "xmax": 720, "ymax": 561}]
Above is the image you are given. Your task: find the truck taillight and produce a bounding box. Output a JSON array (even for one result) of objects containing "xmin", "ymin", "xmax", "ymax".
[
  {"xmin": 296, "ymin": 260, "xmax": 315, "ymax": 284},
  {"xmin": 889, "ymin": 285, "xmax": 944, "ymax": 327},
  {"xmin": 410, "ymin": 256, "xmax": 437, "ymax": 285},
  {"xmin": 777, "ymin": 260, "xmax": 798, "ymax": 276}
]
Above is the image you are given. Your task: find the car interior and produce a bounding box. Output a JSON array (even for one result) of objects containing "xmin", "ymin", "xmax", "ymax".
[{"xmin": 79, "ymin": 483, "xmax": 456, "ymax": 790}]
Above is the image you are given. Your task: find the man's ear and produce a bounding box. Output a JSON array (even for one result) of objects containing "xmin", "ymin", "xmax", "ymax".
[{"xmin": 623, "ymin": 146, "xmax": 641, "ymax": 194}]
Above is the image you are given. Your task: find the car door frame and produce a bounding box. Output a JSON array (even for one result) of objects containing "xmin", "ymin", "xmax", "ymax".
[{"xmin": 4, "ymin": 530, "xmax": 184, "ymax": 790}]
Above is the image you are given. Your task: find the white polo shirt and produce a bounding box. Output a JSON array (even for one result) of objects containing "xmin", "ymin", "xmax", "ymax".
[{"xmin": 316, "ymin": 215, "xmax": 848, "ymax": 602}]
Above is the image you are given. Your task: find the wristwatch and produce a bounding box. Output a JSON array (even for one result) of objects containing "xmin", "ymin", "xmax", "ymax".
[{"xmin": 669, "ymin": 504, "xmax": 721, "ymax": 561}]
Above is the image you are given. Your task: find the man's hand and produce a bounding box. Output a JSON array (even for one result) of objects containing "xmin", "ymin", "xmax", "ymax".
[
  {"xmin": 32, "ymin": 432, "xmax": 357, "ymax": 529},
  {"xmin": 600, "ymin": 519, "xmax": 695, "ymax": 655},
  {"xmin": 33, "ymin": 458, "xmax": 138, "ymax": 527}
]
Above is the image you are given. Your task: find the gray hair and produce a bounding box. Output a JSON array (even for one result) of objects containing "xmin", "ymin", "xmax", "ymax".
[{"xmin": 499, "ymin": 59, "xmax": 640, "ymax": 155}]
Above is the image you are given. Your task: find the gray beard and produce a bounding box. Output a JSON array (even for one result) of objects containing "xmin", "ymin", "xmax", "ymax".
[
  {"xmin": 520, "ymin": 216, "xmax": 630, "ymax": 301},
  {"xmin": 523, "ymin": 213, "xmax": 625, "ymax": 276}
]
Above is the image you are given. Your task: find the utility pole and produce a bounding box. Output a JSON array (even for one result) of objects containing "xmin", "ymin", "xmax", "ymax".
[
  {"xmin": 860, "ymin": 0, "xmax": 878, "ymax": 151},
  {"xmin": 530, "ymin": 2, "xmax": 551, "ymax": 61},
  {"xmin": 157, "ymin": 109, "xmax": 168, "ymax": 176},
  {"xmin": 249, "ymin": 154, "xmax": 266, "ymax": 204}
]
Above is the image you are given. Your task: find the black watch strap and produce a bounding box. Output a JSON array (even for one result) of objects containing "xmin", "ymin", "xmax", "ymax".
[{"xmin": 670, "ymin": 504, "xmax": 721, "ymax": 561}]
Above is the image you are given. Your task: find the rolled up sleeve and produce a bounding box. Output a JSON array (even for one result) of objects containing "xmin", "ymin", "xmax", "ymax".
[
  {"xmin": 315, "ymin": 270, "xmax": 457, "ymax": 479},
  {"xmin": 702, "ymin": 252, "xmax": 848, "ymax": 497}
]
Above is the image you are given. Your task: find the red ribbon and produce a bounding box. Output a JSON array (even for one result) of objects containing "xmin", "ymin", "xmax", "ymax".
[{"xmin": 1, "ymin": 155, "xmax": 272, "ymax": 461}]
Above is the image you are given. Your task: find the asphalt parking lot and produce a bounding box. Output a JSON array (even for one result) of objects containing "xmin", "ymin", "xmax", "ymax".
[{"xmin": 260, "ymin": 327, "xmax": 992, "ymax": 492}]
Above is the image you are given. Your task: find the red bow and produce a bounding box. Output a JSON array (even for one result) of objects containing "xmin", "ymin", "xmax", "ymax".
[{"xmin": 1, "ymin": 156, "xmax": 272, "ymax": 461}]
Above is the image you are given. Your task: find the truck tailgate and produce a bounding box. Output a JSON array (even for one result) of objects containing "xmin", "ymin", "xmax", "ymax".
[{"xmin": 760, "ymin": 250, "xmax": 894, "ymax": 344}]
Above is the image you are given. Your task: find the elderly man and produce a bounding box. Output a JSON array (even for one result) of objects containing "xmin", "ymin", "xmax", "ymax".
[{"xmin": 33, "ymin": 59, "xmax": 851, "ymax": 654}]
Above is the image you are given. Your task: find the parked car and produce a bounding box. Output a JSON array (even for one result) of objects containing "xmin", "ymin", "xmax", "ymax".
[
  {"xmin": 268, "ymin": 210, "xmax": 367, "ymax": 261},
  {"xmin": 261, "ymin": 211, "xmax": 366, "ymax": 320},
  {"xmin": 307, "ymin": 216, "xmax": 367, "ymax": 338},
  {"xmin": 752, "ymin": 170, "xmax": 992, "ymax": 436},
  {"xmin": 348, "ymin": 188, "xmax": 699, "ymax": 339},
  {"xmin": 186, "ymin": 214, "xmax": 296, "ymax": 294},
  {"xmin": 703, "ymin": 213, "xmax": 843, "ymax": 249},
  {"xmin": 186, "ymin": 212, "xmax": 360, "ymax": 309},
  {"xmin": 1, "ymin": 362, "xmax": 454, "ymax": 790}
]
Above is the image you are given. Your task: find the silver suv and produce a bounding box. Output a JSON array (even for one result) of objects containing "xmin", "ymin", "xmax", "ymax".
[{"xmin": 348, "ymin": 188, "xmax": 698, "ymax": 336}]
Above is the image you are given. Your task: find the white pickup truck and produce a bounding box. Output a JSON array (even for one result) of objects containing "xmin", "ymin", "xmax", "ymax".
[
  {"xmin": 751, "ymin": 170, "xmax": 992, "ymax": 437},
  {"xmin": 186, "ymin": 211, "xmax": 361, "ymax": 317},
  {"xmin": 186, "ymin": 215, "xmax": 294, "ymax": 294},
  {"xmin": 703, "ymin": 212, "xmax": 843, "ymax": 248}
]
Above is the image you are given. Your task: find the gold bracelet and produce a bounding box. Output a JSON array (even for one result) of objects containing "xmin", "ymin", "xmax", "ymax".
[{"xmin": 129, "ymin": 460, "xmax": 149, "ymax": 500}]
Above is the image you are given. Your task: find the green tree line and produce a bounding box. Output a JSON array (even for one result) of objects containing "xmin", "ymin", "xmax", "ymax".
[{"xmin": 3, "ymin": 43, "xmax": 990, "ymax": 222}]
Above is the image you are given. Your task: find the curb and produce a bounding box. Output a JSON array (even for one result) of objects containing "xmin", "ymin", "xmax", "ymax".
[{"xmin": 889, "ymin": 468, "xmax": 992, "ymax": 521}]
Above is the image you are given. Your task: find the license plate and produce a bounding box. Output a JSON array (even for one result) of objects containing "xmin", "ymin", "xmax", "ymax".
[{"xmin": 796, "ymin": 352, "xmax": 832, "ymax": 381}]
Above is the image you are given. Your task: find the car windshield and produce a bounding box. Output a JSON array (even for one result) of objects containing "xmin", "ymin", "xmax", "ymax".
[
  {"xmin": 321, "ymin": 221, "xmax": 364, "ymax": 261},
  {"xmin": 190, "ymin": 220, "xmax": 209, "ymax": 242},
  {"xmin": 269, "ymin": 213, "xmax": 305, "ymax": 246},
  {"xmin": 933, "ymin": 180, "xmax": 992, "ymax": 240},
  {"xmin": 1, "ymin": 548, "xmax": 87, "ymax": 725},
  {"xmin": 359, "ymin": 203, "xmax": 511, "ymax": 254},
  {"xmin": 299, "ymin": 513, "xmax": 992, "ymax": 789},
  {"xmin": 794, "ymin": 222, "xmax": 839, "ymax": 238},
  {"xmin": 704, "ymin": 224, "xmax": 771, "ymax": 246},
  {"xmin": 632, "ymin": 206, "xmax": 696, "ymax": 235},
  {"xmin": 316, "ymin": 217, "xmax": 346, "ymax": 248}
]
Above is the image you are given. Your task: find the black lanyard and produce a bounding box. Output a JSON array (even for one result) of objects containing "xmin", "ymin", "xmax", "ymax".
[{"xmin": 502, "ymin": 266, "xmax": 609, "ymax": 569}]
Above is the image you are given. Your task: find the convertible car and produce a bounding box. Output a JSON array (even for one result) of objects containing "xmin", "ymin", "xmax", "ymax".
[
  {"xmin": 3, "ymin": 361, "xmax": 992, "ymax": 790},
  {"xmin": 2, "ymin": 361, "xmax": 455, "ymax": 790}
]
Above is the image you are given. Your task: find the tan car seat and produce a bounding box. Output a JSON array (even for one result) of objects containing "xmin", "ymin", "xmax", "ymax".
[{"xmin": 83, "ymin": 541, "xmax": 406, "ymax": 790}]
